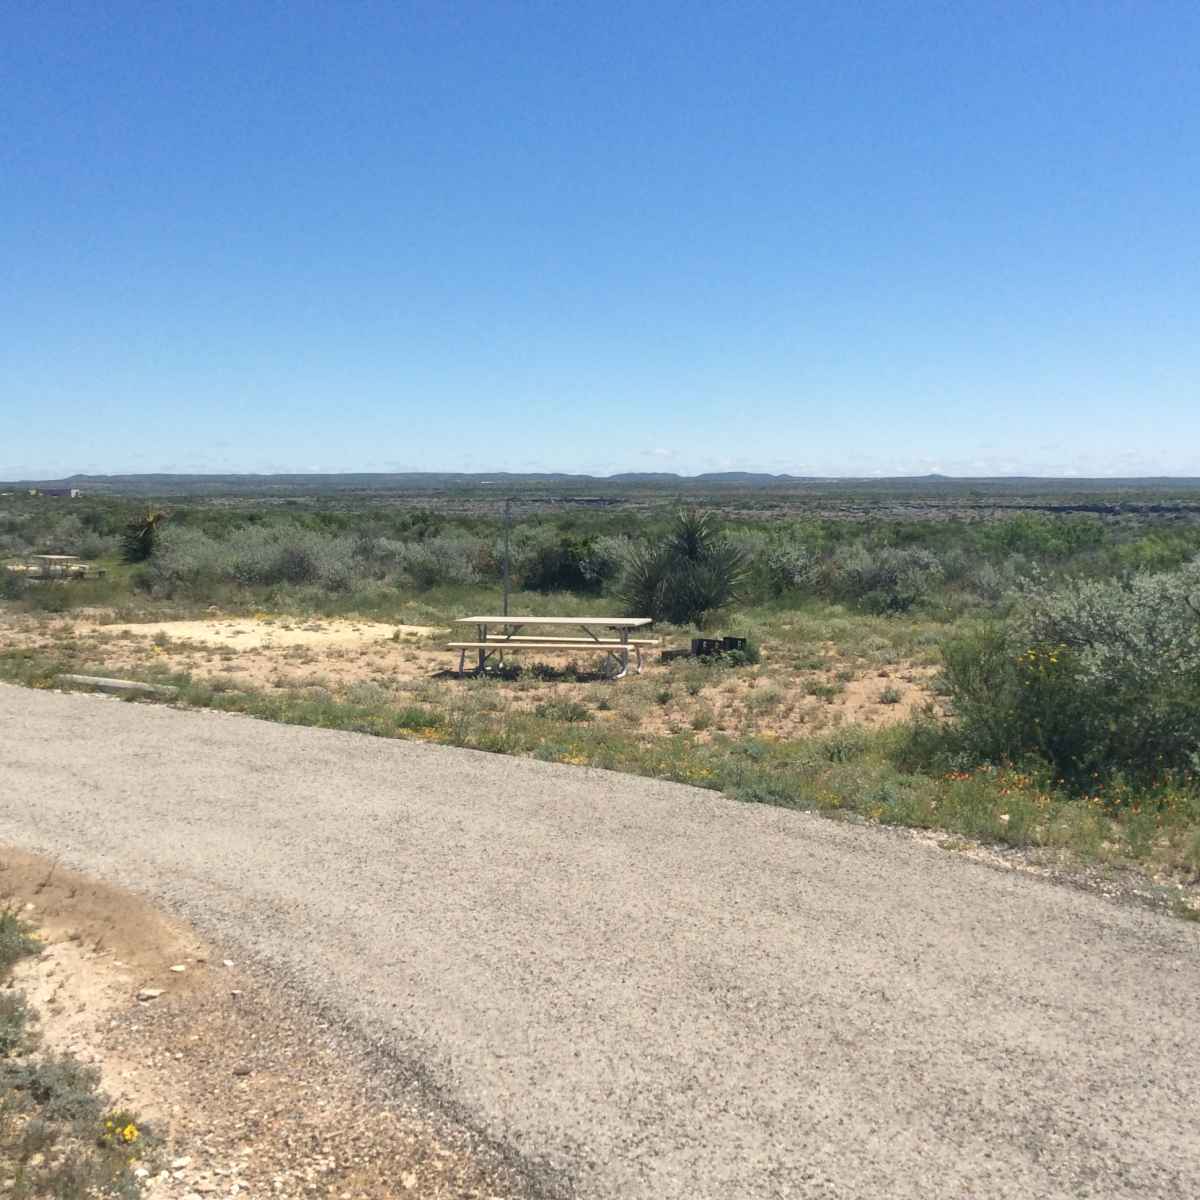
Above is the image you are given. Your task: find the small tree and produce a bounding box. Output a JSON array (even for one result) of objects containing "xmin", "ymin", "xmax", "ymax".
[{"xmin": 619, "ymin": 510, "xmax": 747, "ymax": 627}]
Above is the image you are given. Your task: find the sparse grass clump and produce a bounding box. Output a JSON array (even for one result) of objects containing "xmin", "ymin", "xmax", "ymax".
[
  {"xmin": 0, "ymin": 908, "xmax": 40, "ymax": 972},
  {"xmin": 0, "ymin": 991, "xmax": 32, "ymax": 1057},
  {"xmin": 0, "ymin": 910, "xmax": 154, "ymax": 1196},
  {"xmin": 533, "ymin": 699, "xmax": 593, "ymax": 723}
]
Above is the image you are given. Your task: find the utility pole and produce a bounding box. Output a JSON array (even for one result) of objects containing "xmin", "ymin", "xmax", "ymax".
[{"xmin": 502, "ymin": 496, "xmax": 513, "ymax": 620}]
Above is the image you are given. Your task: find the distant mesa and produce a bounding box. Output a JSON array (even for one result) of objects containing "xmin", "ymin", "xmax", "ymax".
[{"xmin": 3, "ymin": 471, "xmax": 1200, "ymax": 498}]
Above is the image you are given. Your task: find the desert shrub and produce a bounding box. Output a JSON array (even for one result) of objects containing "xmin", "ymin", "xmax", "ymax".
[
  {"xmin": 590, "ymin": 534, "xmax": 634, "ymax": 577},
  {"xmin": 393, "ymin": 705, "xmax": 443, "ymax": 731},
  {"xmin": 0, "ymin": 570, "xmax": 27, "ymax": 601},
  {"xmin": 1112, "ymin": 531, "xmax": 1200, "ymax": 575},
  {"xmin": 78, "ymin": 532, "xmax": 118, "ymax": 560},
  {"xmin": 820, "ymin": 728, "xmax": 868, "ymax": 762},
  {"xmin": 691, "ymin": 635, "xmax": 761, "ymax": 667},
  {"xmin": 147, "ymin": 524, "xmax": 360, "ymax": 594},
  {"xmin": 619, "ymin": 510, "xmax": 747, "ymax": 627},
  {"xmin": 522, "ymin": 535, "xmax": 621, "ymax": 594},
  {"xmin": 721, "ymin": 636, "xmax": 761, "ymax": 666},
  {"xmin": 24, "ymin": 583, "xmax": 76, "ymax": 613},
  {"xmin": 36, "ymin": 515, "xmax": 86, "ymax": 556},
  {"xmin": 0, "ymin": 992, "xmax": 30, "ymax": 1057},
  {"xmin": 533, "ymin": 699, "xmax": 593, "ymax": 722},
  {"xmin": 142, "ymin": 526, "xmax": 224, "ymax": 594},
  {"xmin": 938, "ymin": 563, "xmax": 1200, "ymax": 787},
  {"xmin": 963, "ymin": 560, "xmax": 1010, "ymax": 606},
  {"xmin": 979, "ymin": 513, "xmax": 1106, "ymax": 560},
  {"xmin": 0, "ymin": 908, "xmax": 38, "ymax": 973},
  {"xmin": 830, "ymin": 544, "xmax": 943, "ymax": 614},
  {"xmin": 385, "ymin": 534, "xmax": 483, "ymax": 589},
  {"xmin": 229, "ymin": 527, "xmax": 356, "ymax": 590},
  {"xmin": 1, "ymin": 1053, "xmax": 103, "ymax": 1124},
  {"xmin": 755, "ymin": 537, "xmax": 819, "ymax": 597}
]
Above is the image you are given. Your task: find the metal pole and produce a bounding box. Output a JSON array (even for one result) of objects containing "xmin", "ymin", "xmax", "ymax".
[{"xmin": 502, "ymin": 497, "xmax": 512, "ymax": 620}]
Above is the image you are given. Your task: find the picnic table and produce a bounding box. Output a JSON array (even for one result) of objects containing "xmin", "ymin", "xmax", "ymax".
[
  {"xmin": 10, "ymin": 555, "xmax": 105, "ymax": 580},
  {"xmin": 448, "ymin": 616, "xmax": 656, "ymax": 679}
]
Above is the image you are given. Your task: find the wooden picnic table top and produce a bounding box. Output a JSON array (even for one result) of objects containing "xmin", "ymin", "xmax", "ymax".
[{"xmin": 454, "ymin": 615, "xmax": 652, "ymax": 627}]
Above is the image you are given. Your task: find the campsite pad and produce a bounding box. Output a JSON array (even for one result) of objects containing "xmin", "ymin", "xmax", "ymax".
[
  {"xmin": 2, "ymin": 613, "xmax": 936, "ymax": 738},
  {"xmin": 93, "ymin": 617, "xmax": 442, "ymax": 650}
]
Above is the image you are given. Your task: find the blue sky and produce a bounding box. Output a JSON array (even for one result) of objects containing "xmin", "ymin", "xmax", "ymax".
[{"xmin": 3, "ymin": 2, "xmax": 1198, "ymax": 479}]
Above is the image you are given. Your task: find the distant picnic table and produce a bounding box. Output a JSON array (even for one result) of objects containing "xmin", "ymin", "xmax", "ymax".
[
  {"xmin": 447, "ymin": 616, "xmax": 657, "ymax": 679},
  {"xmin": 6, "ymin": 555, "xmax": 105, "ymax": 581}
]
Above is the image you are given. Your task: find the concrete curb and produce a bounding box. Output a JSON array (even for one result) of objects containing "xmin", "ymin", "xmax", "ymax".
[{"xmin": 54, "ymin": 675, "xmax": 178, "ymax": 699}]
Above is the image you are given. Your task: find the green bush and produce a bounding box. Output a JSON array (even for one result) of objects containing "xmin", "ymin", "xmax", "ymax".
[
  {"xmin": 0, "ymin": 570, "xmax": 27, "ymax": 601},
  {"xmin": 0, "ymin": 1053, "xmax": 104, "ymax": 1125},
  {"xmin": 393, "ymin": 705, "xmax": 442, "ymax": 731},
  {"xmin": 522, "ymin": 536, "xmax": 620, "ymax": 594},
  {"xmin": 938, "ymin": 563, "xmax": 1200, "ymax": 787},
  {"xmin": 0, "ymin": 907, "xmax": 39, "ymax": 972},
  {"xmin": 533, "ymin": 699, "xmax": 593, "ymax": 722},
  {"xmin": 831, "ymin": 544, "xmax": 943, "ymax": 614},
  {"xmin": 0, "ymin": 992, "xmax": 30, "ymax": 1057},
  {"xmin": 738, "ymin": 533, "xmax": 819, "ymax": 598},
  {"xmin": 695, "ymin": 637, "xmax": 760, "ymax": 667},
  {"xmin": 147, "ymin": 524, "xmax": 360, "ymax": 595},
  {"xmin": 978, "ymin": 513, "xmax": 1106, "ymax": 560}
]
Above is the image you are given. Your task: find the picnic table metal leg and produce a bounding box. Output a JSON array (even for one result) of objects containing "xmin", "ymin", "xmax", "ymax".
[
  {"xmin": 609, "ymin": 645, "xmax": 629, "ymax": 680},
  {"xmin": 458, "ymin": 649, "xmax": 466, "ymax": 677},
  {"xmin": 477, "ymin": 623, "xmax": 487, "ymax": 674}
]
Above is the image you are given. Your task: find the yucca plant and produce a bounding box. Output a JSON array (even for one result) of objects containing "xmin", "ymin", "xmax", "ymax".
[
  {"xmin": 619, "ymin": 509, "xmax": 747, "ymax": 628},
  {"xmin": 120, "ymin": 509, "xmax": 165, "ymax": 564}
]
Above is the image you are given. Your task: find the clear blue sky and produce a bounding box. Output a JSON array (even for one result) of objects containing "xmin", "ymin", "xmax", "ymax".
[{"xmin": 3, "ymin": 2, "xmax": 1198, "ymax": 479}]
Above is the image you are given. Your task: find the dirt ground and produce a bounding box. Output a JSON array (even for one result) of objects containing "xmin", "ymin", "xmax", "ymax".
[
  {"xmin": 97, "ymin": 616, "xmax": 441, "ymax": 650},
  {"xmin": 0, "ymin": 848, "xmax": 549, "ymax": 1199},
  {"xmin": 0, "ymin": 612, "xmax": 937, "ymax": 737}
]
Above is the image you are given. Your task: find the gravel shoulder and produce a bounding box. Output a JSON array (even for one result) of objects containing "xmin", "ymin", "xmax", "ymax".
[
  {"xmin": 3, "ymin": 847, "xmax": 544, "ymax": 1199},
  {"xmin": 1, "ymin": 685, "xmax": 1198, "ymax": 1199}
]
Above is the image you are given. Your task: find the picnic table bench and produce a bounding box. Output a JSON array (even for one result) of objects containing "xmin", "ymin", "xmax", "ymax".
[{"xmin": 448, "ymin": 616, "xmax": 657, "ymax": 679}]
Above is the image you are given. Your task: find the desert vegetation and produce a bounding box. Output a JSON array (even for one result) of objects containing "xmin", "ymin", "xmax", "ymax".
[
  {"xmin": 0, "ymin": 904, "xmax": 153, "ymax": 1195},
  {"xmin": 3, "ymin": 486, "xmax": 1200, "ymax": 908}
]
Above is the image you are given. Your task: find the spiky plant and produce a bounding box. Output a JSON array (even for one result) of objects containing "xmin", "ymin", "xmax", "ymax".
[
  {"xmin": 618, "ymin": 509, "xmax": 747, "ymax": 628},
  {"xmin": 120, "ymin": 509, "xmax": 165, "ymax": 564}
]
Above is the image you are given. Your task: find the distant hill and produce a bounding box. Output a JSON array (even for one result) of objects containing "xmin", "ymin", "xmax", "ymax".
[{"xmin": 5, "ymin": 471, "xmax": 1200, "ymax": 498}]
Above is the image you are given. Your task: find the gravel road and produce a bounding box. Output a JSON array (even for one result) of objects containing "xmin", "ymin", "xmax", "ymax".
[{"xmin": 1, "ymin": 685, "xmax": 1197, "ymax": 1199}]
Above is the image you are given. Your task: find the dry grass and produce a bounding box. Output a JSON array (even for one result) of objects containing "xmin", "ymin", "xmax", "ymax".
[{"xmin": 0, "ymin": 609, "xmax": 937, "ymax": 744}]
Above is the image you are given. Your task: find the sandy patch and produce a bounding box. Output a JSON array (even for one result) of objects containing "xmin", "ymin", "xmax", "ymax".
[{"xmin": 93, "ymin": 616, "xmax": 442, "ymax": 650}]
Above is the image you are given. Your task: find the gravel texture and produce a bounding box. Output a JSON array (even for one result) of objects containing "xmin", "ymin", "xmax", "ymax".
[
  {"xmin": 1, "ymin": 684, "xmax": 1198, "ymax": 1199},
  {"xmin": 5, "ymin": 845, "xmax": 549, "ymax": 1199}
]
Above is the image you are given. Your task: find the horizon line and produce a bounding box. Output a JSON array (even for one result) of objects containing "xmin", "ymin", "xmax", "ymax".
[{"xmin": 8, "ymin": 470, "xmax": 1200, "ymax": 485}]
